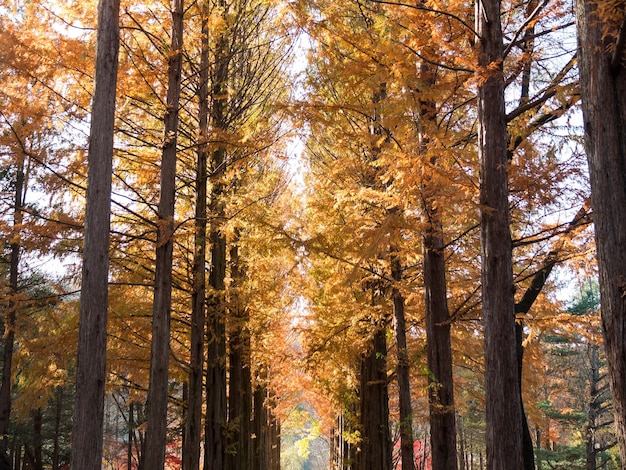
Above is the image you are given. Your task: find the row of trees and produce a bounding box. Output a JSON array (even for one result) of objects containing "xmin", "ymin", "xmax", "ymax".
[{"xmin": 0, "ymin": 0, "xmax": 625, "ymax": 469}]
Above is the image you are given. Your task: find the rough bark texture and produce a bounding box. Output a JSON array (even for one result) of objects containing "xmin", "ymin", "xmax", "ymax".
[
  {"xmin": 142, "ymin": 0, "xmax": 183, "ymax": 468},
  {"xmin": 69, "ymin": 0, "xmax": 119, "ymax": 468},
  {"xmin": 391, "ymin": 256, "xmax": 415, "ymax": 470},
  {"xmin": 204, "ymin": 6, "xmax": 230, "ymax": 465},
  {"xmin": 575, "ymin": 0, "xmax": 626, "ymax": 463},
  {"xmin": 476, "ymin": 0, "xmax": 524, "ymax": 468},
  {"xmin": 182, "ymin": 5, "xmax": 208, "ymax": 470},
  {"xmin": 356, "ymin": 327, "xmax": 392, "ymax": 470},
  {"xmin": 252, "ymin": 384, "xmax": 269, "ymax": 470},
  {"xmin": 423, "ymin": 213, "xmax": 457, "ymax": 470},
  {"xmin": 226, "ymin": 242, "xmax": 253, "ymax": 470},
  {"xmin": 416, "ymin": 42, "xmax": 458, "ymax": 469}
]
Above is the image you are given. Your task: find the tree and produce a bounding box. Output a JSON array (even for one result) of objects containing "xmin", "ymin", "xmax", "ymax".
[
  {"xmin": 70, "ymin": 0, "xmax": 120, "ymax": 468},
  {"xmin": 574, "ymin": 0, "xmax": 626, "ymax": 463},
  {"xmin": 182, "ymin": 1, "xmax": 209, "ymax": 468},
  {"xmin": 476, "ymin": 0, "xmax": 524, "ymax": 467},
  {"xmin": 142, "ymin": 0, "xmax": 183, "ymax": 468}
]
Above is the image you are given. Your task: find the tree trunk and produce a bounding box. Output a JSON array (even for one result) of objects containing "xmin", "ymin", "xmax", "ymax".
[
  {"xmin": 574, "ymin": 0, "xmax": 626, "ymax": 463},
  {"xmin": 69, "ymin": 0, "xmax": 119, "ymax": 468},
  {"xmin": 142, "ymin": 0, "xmax": 183, "ymax": 468},
  {"xmin": 52, "ymin": 387, "xmax": 63, "ymax": 470},
  {"xmin": 356, "ymin": 326, "xmax": 392, "ymax": 470},
  {"xmin": 183, "ymin": 4, "xmax": 208, "ymax": 470},
  {"xmin": 516, "ymin": 4, "xmax": 539, "ymax": 467},
  {"xmin": 585, "ymin": 344, "xmax": 599, "ymax": 470},
  {"xmin": 204, "ymin": 4, "xmax": 230, "ymax": 466},
  {"xmin": 0, "ymin": 157, "xmax": 24, "ymax": 462},
  {"xmin": 252, "ymin": 384, "xmax": 268, "ymax": 470},
  {"xmin": 31, "ymin": 410, "xmax": 42, "ymax": 470},
  {"xmin": 476, "ymin": 0, "xmax": 524, "ymax": 468},
  {"xmin": 391, "ymin": 256, "xmax": 415, "ymax": 470},
  {"xmin": 423, "ymin": 214, "xmax": 458, "ymax": 470},
  {"xmin": 227, "ymin": 242, "xmax": 253, "ymax": 470},
  {"xmin": 416, "ymin": 41, "xmax": 458, "ymax": 469}
]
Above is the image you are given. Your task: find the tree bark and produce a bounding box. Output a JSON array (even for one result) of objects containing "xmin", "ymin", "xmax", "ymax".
[
  {"xmin": 423, "ymin": 212, "xmax": 458, "ymax": 470},
  {"xmin": 391, "ymin": 256, "xmax": 416, "ymax": 470},
  {"xmin": 226, "ymin": 242, "xmax": 253, "ymax": 470},
  {"xmin": 575, "ymin": 0, "xmax": 626, "ymax": 463},
  {"xmin": 142, "ymin": 0, "xmax": 183, "ymax": 468},
  {"xmin": 32, "ymin": 410, "xmax": 42, "ymax": 470},
  {"xmin": 69, "ymin": 0, "xmax": 119, "ymax": 468},
  {"xmin": 183, "ymin": 4, "xmax": 208, "ymax": 470},
  {"xmin": 476, "ymin": 0, "xmax": 524, "ymax": 468},
  {"xmin": 252, "ymin": 383, "xmax": 269, "ymax": 470},
  {"xmin": 355, "ymin": 326, "xmax": 392, "ymax": 470},
  {"xmin": 204, "ymin": 3, "xmax": 230, "ymax": 466}
]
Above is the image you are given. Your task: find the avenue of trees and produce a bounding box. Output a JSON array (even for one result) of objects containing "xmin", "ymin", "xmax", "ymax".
[{"xmin": 0, "ymin": 0, "xmax": 625, "ymax": 469}]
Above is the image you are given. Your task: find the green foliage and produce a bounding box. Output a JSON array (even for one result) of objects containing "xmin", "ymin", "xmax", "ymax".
[{"xmin": 281, "ymin": 402, "xmax": 328, "ymax": 470}]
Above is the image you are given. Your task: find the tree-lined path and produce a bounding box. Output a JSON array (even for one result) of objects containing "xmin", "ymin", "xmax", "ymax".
[{"xmin": 0, "ymin": 0, "xmax": 624, "ymax": 469}]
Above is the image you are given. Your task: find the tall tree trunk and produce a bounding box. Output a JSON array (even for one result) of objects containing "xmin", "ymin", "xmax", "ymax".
[
  {"xmin": 416, "ymin": 42, "xmax": 458, "ymax": 469},
  {"xmin": 227, "ymin": 242, "xmax": 252, "ymax": 470},
  {"xmin": 586, "ymin": 344, "xmax": 599, "ymax": 470},
  {"xmin": 142, "ymin": 0, "xmax": 183, "ymax": 468},
  {"xmin": 52, "ymin": 387, "xmax": 63, "ymax": 470},
  {"xmin": 128, "ymin": 401, "xmax": 135, "ymax": 470},
  {"xmin": 356, "ymin": 326, "xmax": 392, "ymax": 470},
  {"xmin": 475, "ymin": 0, "xmax": 524, "ymax": 467},
  {"xmin": 575, "ymin": 0, "xmax": 626, "ymax": 462},
  {"xmin": 31, "ymin": 410, "xmax": 42, "ymax": 470},
  {"xmin": 391, "ymin": 256, "xmax": 415, "ymax": 470},
  {"xmin": 69, "ymin": 0, "xmax": 119, "ymax": 468},
  {"xmin": 252, "ymin": 383, "xmax": 268, "ymax": 470},
  {"xmin": 517, "ymin": 3, "xmax": 539, "ymax": 468},
  {"xmin": 0, "ymin": 157, "xmax": 24, "ymax": 463},
  {"xmin": 204, "ymin": 3, "xmax": 230, "ymax": 466},
  {"xmin": 423, "ymin": 211, "xmax": 457, "ymax": 470},
  {"xmin": 183, "ymin": 4, "xmax": 208, "ymax": 469}
]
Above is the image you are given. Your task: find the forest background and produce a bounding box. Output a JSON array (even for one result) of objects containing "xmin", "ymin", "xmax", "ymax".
[{"xmin": 0, "ymin": 0, "xmax": 624, "ymax": 469}]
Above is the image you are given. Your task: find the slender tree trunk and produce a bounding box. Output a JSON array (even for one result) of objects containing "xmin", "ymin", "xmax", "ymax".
[
  {"xmin": 586, "ymin": 344, "xmax": 599, "ymax": 470},
  {"xmin": 31, "ymin": 410, "xmax": 42, "ymax": 470},
  {"xmin": 252, "ymin": 383, "xmax": 268, "ymax": 470},
  {"xmin": 183, "ymin": 4, "xmax": 208, "ymax": 469},
  {"xmin": 204, "ymin": 4, "xmax": 230, "ymax": 466},
  {"xmin": 13, "ymin": 442, "xmax": 21, "ymax": 470},
  {"xmin": 52, "ymin": 387, "xmax": 62, "ymax": 470},
  {"xmin": 391, "ymin": 256, "xmax": 415, "ymax": 470},
  {"xmin": 227, "ymin": 242, "xmax": 253, "ymax": 470},
  {"xmin": 266, "ymin": 408, "xmax": 280, "ymax": 470},
  {"xmin": 142, "ymin": 1, "xmax": 183, "ymax": 468},
  {"xmin": 128, "ymin": 401, "xmax": 134, "ymax": 470},
  {"xmin": 356, "ymin": 326, "xmax": 392, "ymax": 470},
  {"xmin": 575, "ymin": 0, "xmax": 626, "ymax": 463},
  {"xmin": 416, "ymin": 45, "xmax": 458, "ymax": 469},
  {"xmin": 69, "ymin": 0, "xmax": 119, "ymax": 468},
  {"xmin": 476, "ymin": 0, "xmax": 524, "ymax": 467},
  {"xmin": 517, "ymin": 4, "xmax": 538, "ymax": 467},
  {"xmin": 423, "ymin": 213, "xmax": 457, "ymax": 470},
  {"xmin": 0, "ymin": 157, "xmax": 24, "ymax": 464}
]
